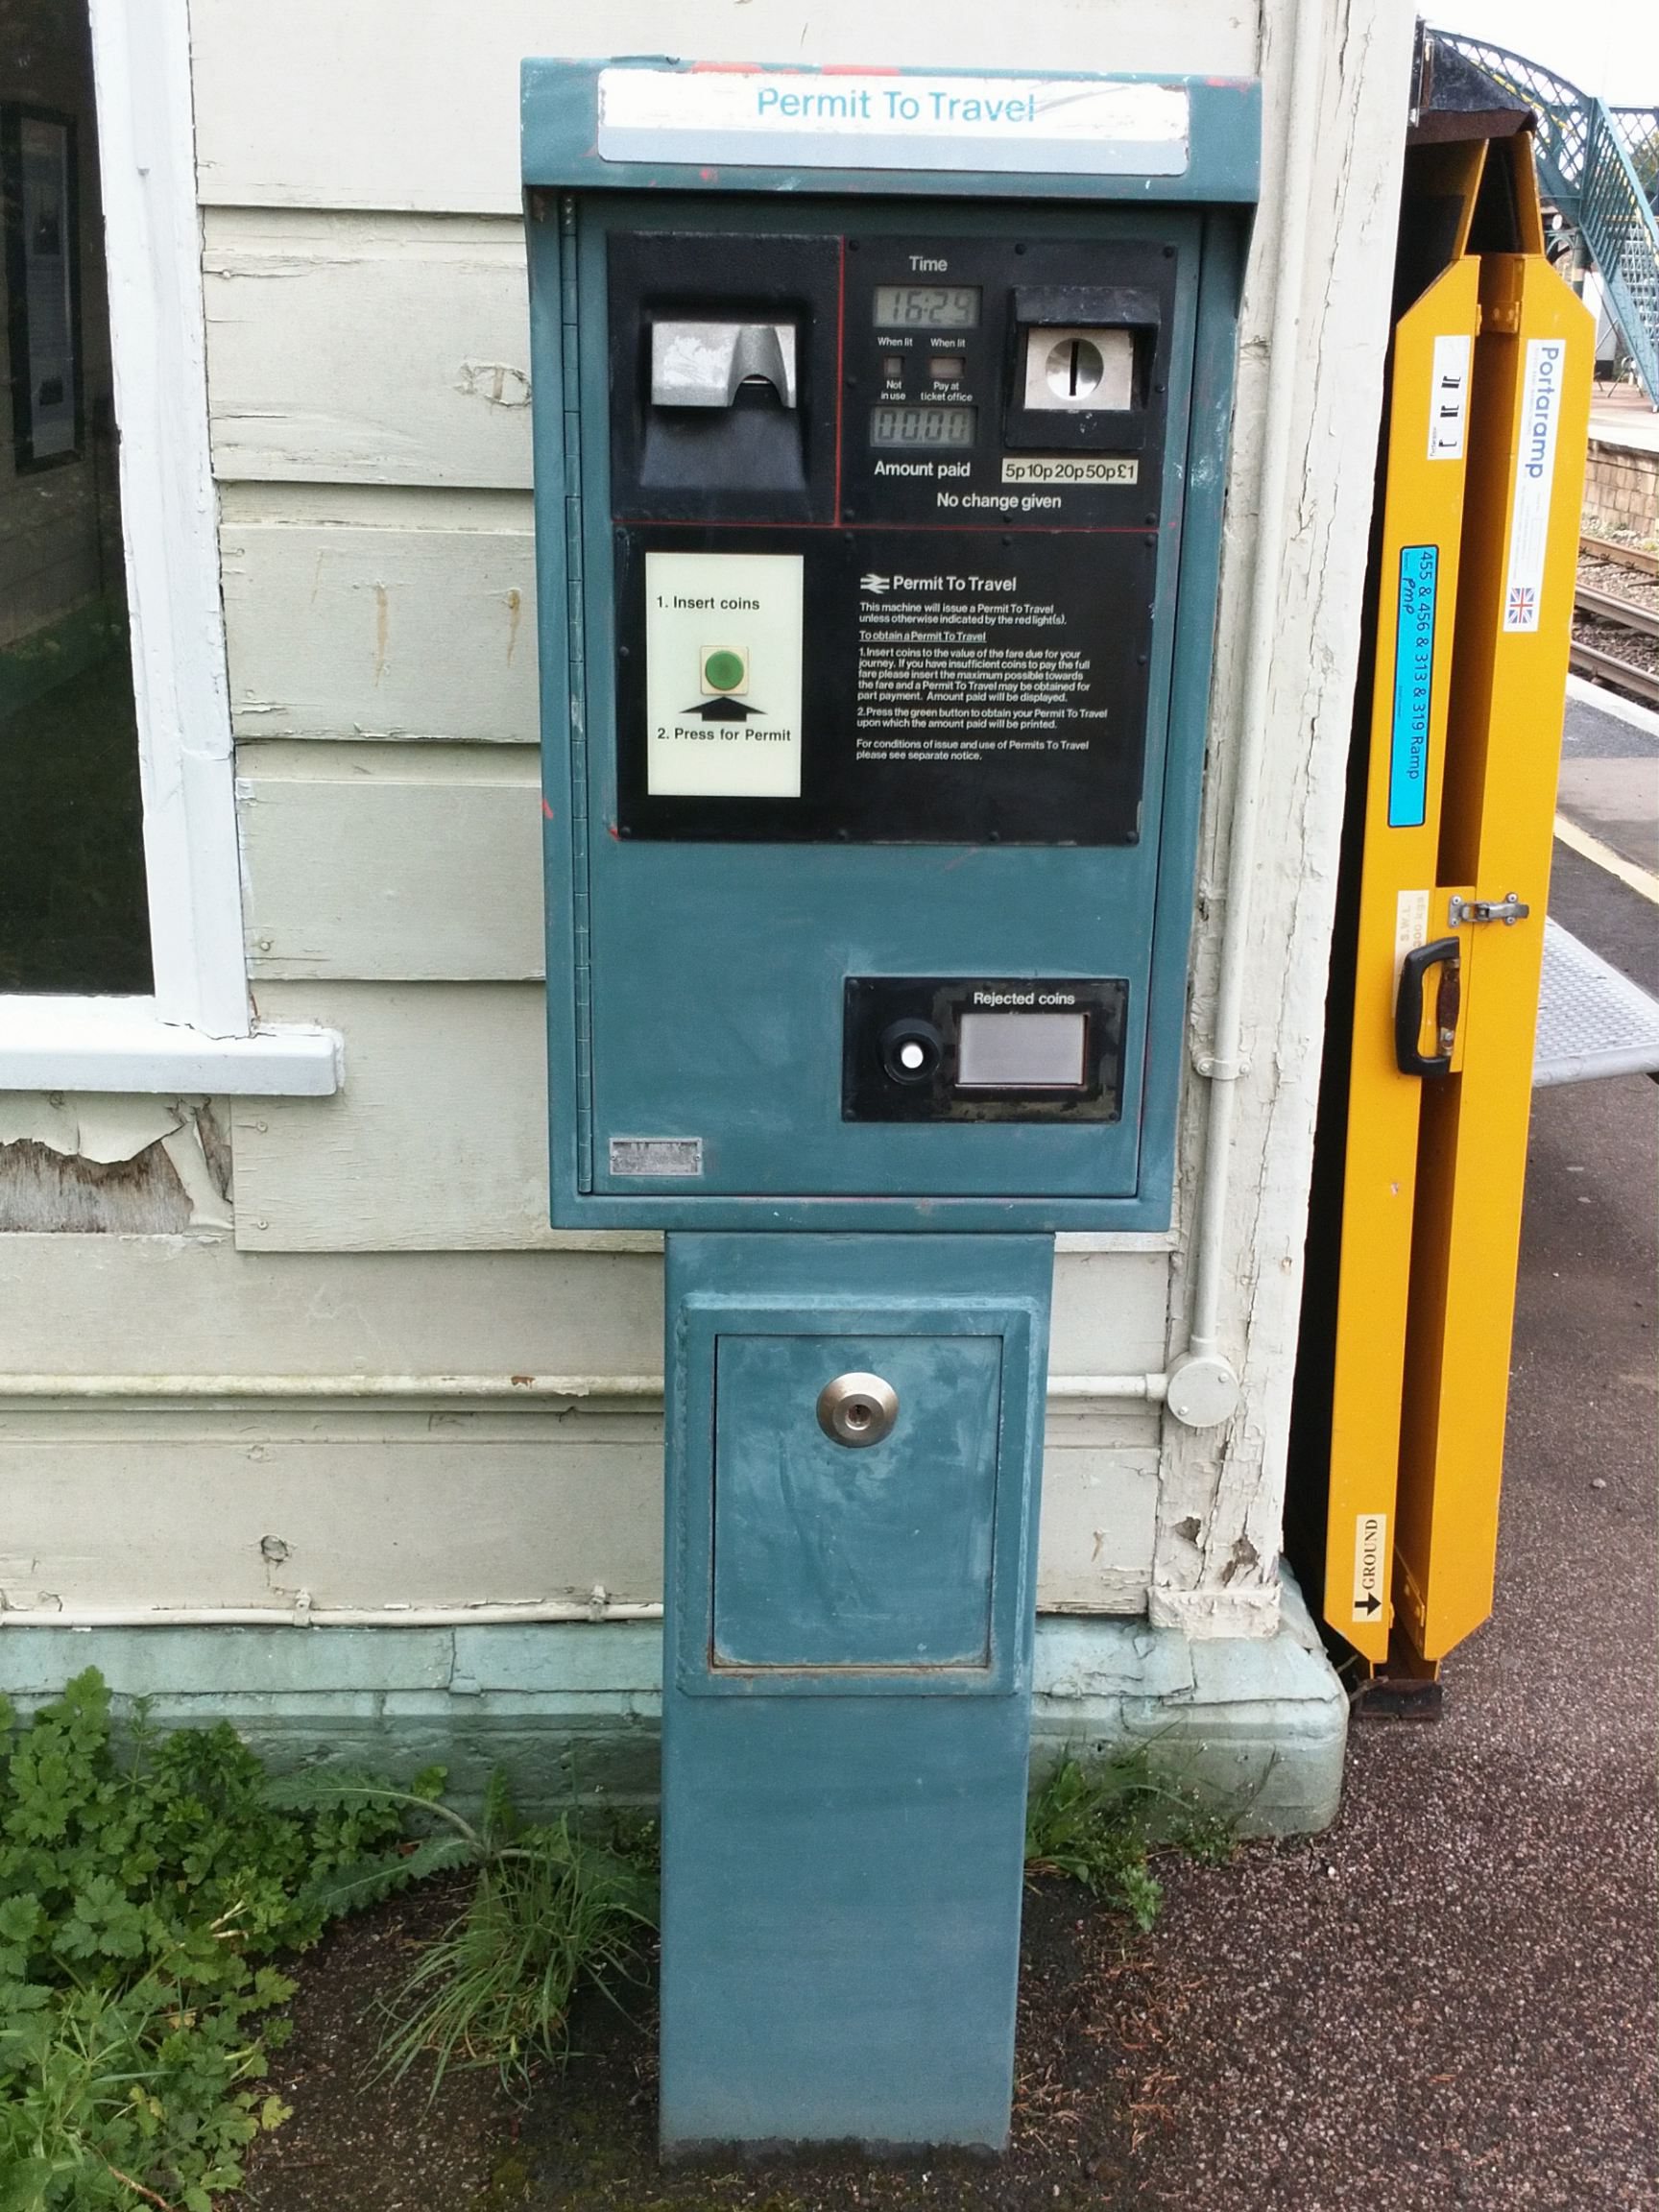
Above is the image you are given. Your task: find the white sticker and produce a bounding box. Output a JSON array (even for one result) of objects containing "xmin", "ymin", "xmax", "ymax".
[
  {"xmin": 1000, "ymin": 455, "xmax": 1138, "ymax": 486},
  {"xmin": 1426, "ymin": 334, "xmax": 1471, "ymax": 461},
  {"xmin": 1503, "ymin": 338, "xmax": 1568, "ymax": 633},
  {"xmin": 1394, "ymin": 888, "xmax": 1431, "ymax": 987},
  {"xmin": 1353, "ymin": 1512, "xmax": 1387, "ymax": 1624},
  {"xmin": 643, "ymin": 552, "xmax": 803, "ymax": 799},
  {"xmin": 597, "ymin": 68, "xmax": 1190, "ymax": 177}
]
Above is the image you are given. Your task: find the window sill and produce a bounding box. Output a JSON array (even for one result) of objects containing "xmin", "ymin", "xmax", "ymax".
[{"xmin": 0, "ymin": 998, "xmax": 342, "ymax": 1095}]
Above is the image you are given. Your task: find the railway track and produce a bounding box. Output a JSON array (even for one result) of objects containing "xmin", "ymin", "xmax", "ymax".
[
  {"xmin": 1575, "ymin": 581, "xmax": 1659, "ymax": 640},
  {"xmin": 1570, "ymin": 634, "xmax": 1659, "ymax": 703},
  {"xmin": 1580, "ymin": 531, "xmax": 1659, "ymax": 578},
  {"xmin": 1574, "ymin": 539, "xmax": 1659, "ymax": 705}
]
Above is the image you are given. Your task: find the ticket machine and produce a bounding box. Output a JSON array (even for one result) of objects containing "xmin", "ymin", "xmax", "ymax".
[{"xmin": 523, "ymin": 58, "xmax": 1259, "ymax": 2152}]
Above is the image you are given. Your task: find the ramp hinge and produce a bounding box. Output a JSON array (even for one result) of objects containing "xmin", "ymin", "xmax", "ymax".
[{"xmin": 1449, "ymin": 892, "xmax": 1529, "ymax": 927}]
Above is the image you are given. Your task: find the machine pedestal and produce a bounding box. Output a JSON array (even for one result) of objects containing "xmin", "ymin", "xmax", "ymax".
[{"xmin": 660, "ymin": 1234, "xmax": 1053, "ymax": 2153}]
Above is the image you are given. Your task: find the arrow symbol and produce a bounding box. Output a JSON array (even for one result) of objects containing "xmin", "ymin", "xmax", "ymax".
[{"xmin": 1356, "ymin": 1592, "xmax": 1381, "ymax": 1617}]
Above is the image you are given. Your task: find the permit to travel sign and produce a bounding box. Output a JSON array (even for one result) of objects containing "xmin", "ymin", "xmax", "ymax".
[{"xmin": 596, "ymin": 68, "xmax": 1190, "ymax": 175}]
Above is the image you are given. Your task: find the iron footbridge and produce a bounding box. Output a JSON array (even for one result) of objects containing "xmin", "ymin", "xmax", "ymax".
[{"xmin": 1436, "ymin": 32, "xmax": 1659, "ymax": 402}]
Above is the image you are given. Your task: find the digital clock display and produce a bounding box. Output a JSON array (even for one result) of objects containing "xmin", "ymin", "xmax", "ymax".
[
  {"xmin": 870, "ymin": 405, "xmax": 977, "ymax": 449},
  {"xmin": 873, "ymin": 284, "xmax": 982, "ymax": 329}
]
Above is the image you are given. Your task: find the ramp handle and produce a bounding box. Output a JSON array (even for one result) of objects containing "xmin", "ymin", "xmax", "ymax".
[{"xmin": 1396, "ymin": 937, "xmax": 1461, "ymax": 1077}]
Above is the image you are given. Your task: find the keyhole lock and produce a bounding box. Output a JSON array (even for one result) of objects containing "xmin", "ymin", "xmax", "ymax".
[{"xmin": 817, "ymin": 1371, "xmax": 900, "ymax": 1449}]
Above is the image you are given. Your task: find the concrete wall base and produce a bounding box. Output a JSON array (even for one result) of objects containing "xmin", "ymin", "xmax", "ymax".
[
  {"xmin": 1030, "ymin": 1573, "xmax": 1348, "ymax": 1835},
  {"xmin": 0, "ymin": 1573, "xmax": 1347, "ymax": 1838}
]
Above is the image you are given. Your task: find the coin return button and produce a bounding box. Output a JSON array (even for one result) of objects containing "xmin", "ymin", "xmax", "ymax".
[{"xmin": 956, "ymin": 1011, "xmax": 1087, "ymax": 1089}]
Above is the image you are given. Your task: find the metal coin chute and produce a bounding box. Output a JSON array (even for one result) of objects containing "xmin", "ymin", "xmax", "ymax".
[
  {"xmin": 816, "ymin": 1370, "xmax": 900, "ymax": 1448},
  {"xmin": 650, "ymin": 320, "xmax": 799, "ymax": 409}
]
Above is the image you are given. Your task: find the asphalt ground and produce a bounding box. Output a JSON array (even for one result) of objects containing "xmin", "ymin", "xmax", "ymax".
[
  {"xmin": 1558, "ymin": 685, "xmax": 1659, "ymax": 886},
  {"xmin": 1117, "ymin": 1066, "xmax": 1656, "ymax": 2212},
  {"xmin": 1099, "ymin": 682, "xmax": 1659, "ymax": 2211}
]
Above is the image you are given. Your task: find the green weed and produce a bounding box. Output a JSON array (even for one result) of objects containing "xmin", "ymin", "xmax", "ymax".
[
  {"xmin": 0, "ymin": 1671, "xmax": 443, "ymax": 2210},
  {"xmin": 1023, "ymin": 1750, "xmax": 1237, "ymax": 1932}
]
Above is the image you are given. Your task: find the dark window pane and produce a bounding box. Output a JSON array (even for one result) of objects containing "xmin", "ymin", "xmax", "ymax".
[{"xmin": 0, "ymin": 0, "xmax": 152, "ymax": 994}]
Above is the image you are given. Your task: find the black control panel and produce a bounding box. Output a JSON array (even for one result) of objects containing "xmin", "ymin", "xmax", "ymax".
[
  {"xmin": 607, "ymin": 228, "xmax": 1179, "ymax": 849},
  {"xmin": 843, "ymin": 976, "xmax": 1127, "ymax": 1123},
  {"xmin": 838, "ymin": 235, "xmax": 1171, "ymax": 527}
]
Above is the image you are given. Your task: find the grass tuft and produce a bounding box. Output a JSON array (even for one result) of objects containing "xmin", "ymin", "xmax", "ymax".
[
  {"xmin": 1023, "ymin": 1749, "xmax": 1237, "ymax": 1931},
  {"xmin": 374, "ymin": 1793, "xmax": 658, "ymax": 2103}
]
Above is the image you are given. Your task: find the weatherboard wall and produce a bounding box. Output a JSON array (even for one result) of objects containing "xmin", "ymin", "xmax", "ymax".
[{"xmin": 0, "ymin": 0, "xmax": 1416, "ymax": 1659}]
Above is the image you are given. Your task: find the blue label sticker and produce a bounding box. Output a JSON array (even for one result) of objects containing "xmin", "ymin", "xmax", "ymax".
[{"xmin": 1388, "ymin": 544, "xmax": 1438, "ymax": 829}]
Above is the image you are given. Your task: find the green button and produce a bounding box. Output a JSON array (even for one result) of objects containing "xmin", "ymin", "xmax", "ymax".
[{"xmin": 703, "ymin": 648, "xmax": 746, "ymax": 693}]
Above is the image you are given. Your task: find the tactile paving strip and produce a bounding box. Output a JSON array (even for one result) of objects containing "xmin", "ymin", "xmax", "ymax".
[{"xmin": 1533, "ymin": 918, "xmax": 1659, "ymax": 1086}]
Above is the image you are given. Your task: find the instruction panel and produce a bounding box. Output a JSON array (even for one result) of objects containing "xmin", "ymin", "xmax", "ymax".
[
  {"xmin": 855, "ymin": 566, "xmax": 1101, "ymax": 767},
  {"xmin": 615, "ymin": 529, "xmax": 1155, "ymax": 844},
  {"xmin": 642, "ymin": 551, "xmax": 804, "ymax": 798}
]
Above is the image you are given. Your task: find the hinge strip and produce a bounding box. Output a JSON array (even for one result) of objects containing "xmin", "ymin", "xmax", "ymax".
[{"xmin": 559, "ymin": 195, "xmax": 595, "ymax": 1192}]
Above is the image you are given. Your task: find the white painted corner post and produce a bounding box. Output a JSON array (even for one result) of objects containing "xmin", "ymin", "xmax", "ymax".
[{"xmin": 1150, "ymin": 0, "xmax": 1419, "ymax": 1636}]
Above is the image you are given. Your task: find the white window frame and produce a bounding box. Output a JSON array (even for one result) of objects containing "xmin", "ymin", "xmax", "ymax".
[{"xmin": 0, "ymin": 0, "xmax": 338, "ymax": 1094}]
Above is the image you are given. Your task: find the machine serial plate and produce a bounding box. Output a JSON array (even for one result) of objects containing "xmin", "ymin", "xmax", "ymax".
[{"xmin": 609, "ymin": 1137, "xmax": 705, "ymax": 1176}]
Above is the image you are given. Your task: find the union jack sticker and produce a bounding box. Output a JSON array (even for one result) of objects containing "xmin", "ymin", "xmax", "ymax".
[{"xmin": 1505, "ymin": 583, "xmax": 1537, "ymax": 630}]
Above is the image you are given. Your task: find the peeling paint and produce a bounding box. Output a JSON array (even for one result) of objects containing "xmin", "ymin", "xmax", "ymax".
[
  {"xmin": 160, "ymin": 1112, "xmax": 234, "ymax": 1230},
  {"xmin": 0, "ymin": 1094, "xmax": 186, "ymax": 1164},
  {"xmin": 454, "ymin": 359, "xmax": 530, "ymax": 408},
  {"xmin": 1222, "ymin": 1535, "xmax": 1261, "ymax": 1583},
  {"xmin": 0, "ymin": 1095, "xmax": 232, "ymax": 1233}
]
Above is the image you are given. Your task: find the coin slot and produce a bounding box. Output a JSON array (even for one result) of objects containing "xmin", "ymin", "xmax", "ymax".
[{"xmin": 1021, "ymin": 325, "xmax": 1134, "ymax": 414}]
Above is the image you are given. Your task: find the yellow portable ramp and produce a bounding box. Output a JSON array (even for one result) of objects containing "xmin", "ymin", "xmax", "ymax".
[
  {"xmin": 1321, "ymin": 246, "xmax": 1481, "ymax": 1666},
  {"xmin": 1305, "ymin": 134, "xmax": 1593, "ymax": 1677},
  {"xmin": 1394, "ymin": 245, "xmax": 1593, "ymax": 1663}
]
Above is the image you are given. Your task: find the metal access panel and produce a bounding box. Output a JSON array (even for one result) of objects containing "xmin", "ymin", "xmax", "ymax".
[
  {"xmin": 660, "ymin": 1232, "xmax": 1051, "ymax": 2152},
  {"xmin": 523, "ymin": 61, "xmax": 1260, "ymax": 1231}
]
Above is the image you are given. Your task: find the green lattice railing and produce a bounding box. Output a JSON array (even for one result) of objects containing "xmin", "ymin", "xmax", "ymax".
[{"xmin": 1435, "ymin": 34, "xmax": 1659, "ymax": 400}]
